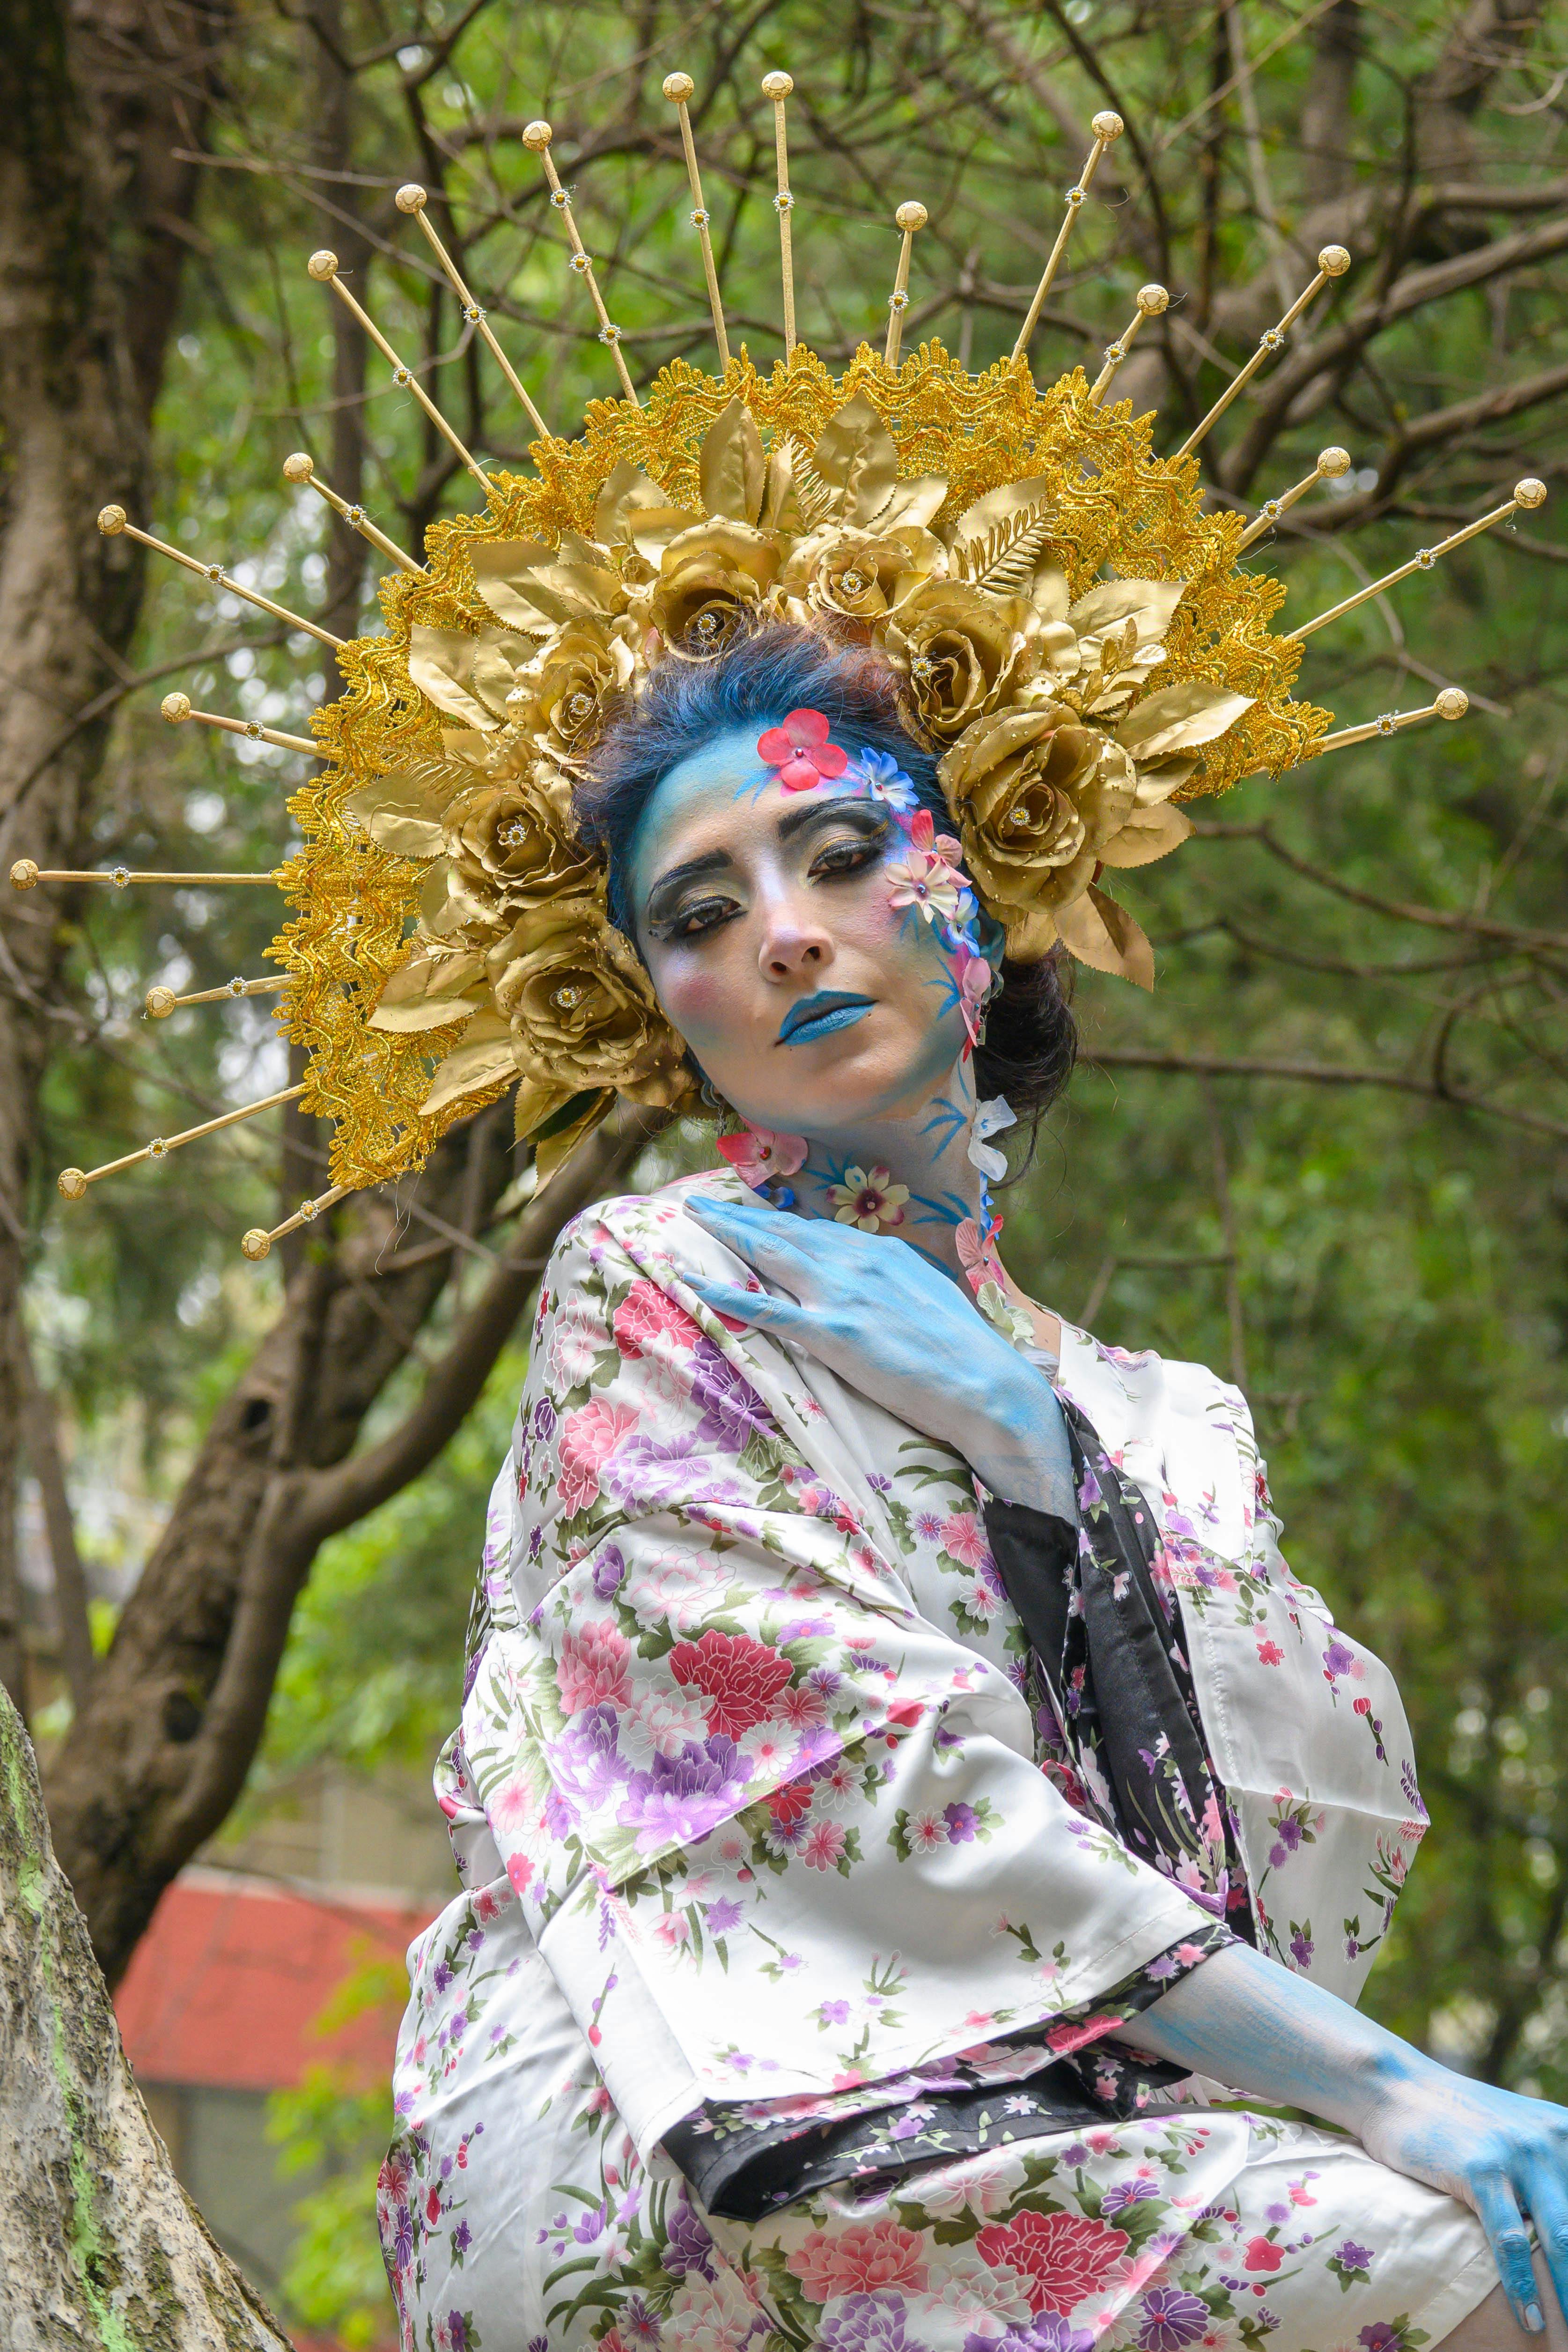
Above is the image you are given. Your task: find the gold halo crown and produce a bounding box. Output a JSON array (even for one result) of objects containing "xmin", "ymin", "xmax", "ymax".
[{"xmin": 22, "ymin": 79, "xmax": 1542, "ymax": 1257}]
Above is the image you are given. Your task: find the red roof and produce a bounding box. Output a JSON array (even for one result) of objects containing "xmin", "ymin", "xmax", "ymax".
[{"xmin": 116, "ymin": 1866, "xmax": 437, "ymax": 2093}]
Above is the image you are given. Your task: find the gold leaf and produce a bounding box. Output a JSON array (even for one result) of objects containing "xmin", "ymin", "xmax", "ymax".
[
  {"xmin": 514, "ymin": 1075, "xmax": 579, "ymax": 1144},
  {"xmin": 1054, "ymin": 886, "xmax": 1155, "ymax": 988},
  {"xmin": 758, "ymin": 435, "xmax": 799, "ymax": 533},
  {"xmin": 949, "ymin": 475, "xmax": 1054, "ymax": 556},
  {"xmin": 408, "ymin": 625, "xmax": 532, "ymax": 730},
  {"xmin": 1132, "ymin": 754, "xmax": 1197, "ymax": 807},
  {"xmin": 418, "ymin": 1010, "xmax": 517, "ymax": 1117},
  {"xmin": 533, "ymin": 1088, "xmax": 614, "ymax": 1182},
  {"xmin": 366, "ymin": 947, "xmax": 486, "ymax": 1035},
  {"xmin": 342, "ymin": 763, "xmax": 466, "ymax": 859},
  {"xmin": 1097, "ymin": 802, "xmax": 1194, "ymax": 869},
  {"xmin": 1116, "ymin": 680, "xmax": 1255, "ymax": 762},
  {"xmin": 699, "ymin": 396, "xmax": 767, "ymax": 525},
  {"xmin": 470, "ymin": 541, "xmax": 623, "ymax": 634},
  {"xmin": 595, "ymin": 457, "xmax": 680, "ymax": 547},
  {"xmin": 810, "ymin": 395, "xmax": 901, "ymax": 528},
  {"xmin": 952, "ymin": 502, "xmax": 1053, "ymax": 595},
  {"xmin": 1068, "ymin": 579, "xmax": 1187, "ymax": 642}
]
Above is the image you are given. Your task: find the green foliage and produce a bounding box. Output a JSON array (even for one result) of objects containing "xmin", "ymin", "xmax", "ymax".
[
  {"xmin": 243, "ymin": 1345, "xmax": 525, "ymax": 1803},
  {"xmin": 266, "ymin": 1962, "xmax": 411, "ymax": 2346}
]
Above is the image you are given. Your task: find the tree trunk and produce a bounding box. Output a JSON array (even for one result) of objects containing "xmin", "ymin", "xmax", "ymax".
[
  {"xmin": 46, "ymin": 1106, "xmax": 655, "ymax": 1987},
  {"xmin": 0, "ymin": 1684, "xmax": 292, "ymax": 2347},
  {"xmin": 0, "ymin": 0, "xmax": 232, "ymax": 1720}
]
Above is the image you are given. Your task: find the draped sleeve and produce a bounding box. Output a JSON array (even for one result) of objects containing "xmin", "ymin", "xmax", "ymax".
[{"xmin": 456, "ymin": 1189, "xmax": 1221, "ymax": 2161}]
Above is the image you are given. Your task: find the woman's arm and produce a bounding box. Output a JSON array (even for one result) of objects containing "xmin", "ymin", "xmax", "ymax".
[{"xmin": 1124, "ymin": 1939, "xmax": 1568, "ymax": 2336}]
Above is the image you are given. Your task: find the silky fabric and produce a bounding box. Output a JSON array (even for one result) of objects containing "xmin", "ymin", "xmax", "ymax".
[{"xmin": 378, "ymin": 1168, "xmax": 1489, "ymax": 2351}]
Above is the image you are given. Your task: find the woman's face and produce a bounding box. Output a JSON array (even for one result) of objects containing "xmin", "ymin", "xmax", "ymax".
[{"xmin": 628, "ymin": 724, "xmax": 980, "ymax": 1142}]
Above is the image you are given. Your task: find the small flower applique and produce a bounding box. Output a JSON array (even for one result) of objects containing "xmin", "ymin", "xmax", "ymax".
[
  {"xmin": 828, "ymin": 1164, "xmax": 909, "ymax": 1231},
  {"xmin": 886, "ymin": 807, "xmax": 968, "ymax": 922},
  {"xmin": 966, "ymin": 1096, "xmax": 1016, "ymax": 1182},
  {"xmin": 952, "ymin": 943, "xmax": 993, "ymax": 1049},
  {"xmin": 716, "ymin": 1126, "xmax": 808, "ymax": 1190},
  {"xmin": 852, "ymin": 747, "xmax": 921, "ymax": 811},
  {"xmin": 757, "ymin": 708, "xmax": 849, "ymax": 791}
]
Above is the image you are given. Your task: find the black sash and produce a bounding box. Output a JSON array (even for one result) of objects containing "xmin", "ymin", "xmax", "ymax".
[{"xmin": 984, "ymin": 1396, "xmax": 1255, "ymax": 1936}]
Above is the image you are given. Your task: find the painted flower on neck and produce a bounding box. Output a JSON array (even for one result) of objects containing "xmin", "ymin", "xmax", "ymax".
[
  {"xmin": 757, "ymin": 708, "xmax": 851, "ymax": 792},
  {"xmin": 716, "ymin": 1126, "xmax": 808, "ymax": 1190},
  {"xmin": 829, "ymin": 1165, "xmax": 909, "ymax": 1232}
]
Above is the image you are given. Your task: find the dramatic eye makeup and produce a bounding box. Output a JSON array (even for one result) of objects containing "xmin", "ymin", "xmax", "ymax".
[{"xmin": 641, "ymin": 797, "xmax": 891, "ymax": 944}]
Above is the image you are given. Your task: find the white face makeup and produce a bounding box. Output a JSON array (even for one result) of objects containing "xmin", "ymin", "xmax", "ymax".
[{"xmin": 628, "ymin": 724, "xmax": 977, "ymax": 1148}]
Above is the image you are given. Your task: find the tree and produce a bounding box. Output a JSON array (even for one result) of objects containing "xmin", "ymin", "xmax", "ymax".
[{"xmin": 0, "ymin": 1686, "xmax": 291, "ymax": 2345}]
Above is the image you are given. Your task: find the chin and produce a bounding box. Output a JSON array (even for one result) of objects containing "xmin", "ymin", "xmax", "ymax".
[{"xmin": 734, "ymin": 1032, "xmax": 958, "ymax": 1139}]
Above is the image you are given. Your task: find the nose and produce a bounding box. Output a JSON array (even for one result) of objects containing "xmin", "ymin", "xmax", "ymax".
[{"xmin": 756, "ymin": 892, "xmax": 835, "ymax": 982}]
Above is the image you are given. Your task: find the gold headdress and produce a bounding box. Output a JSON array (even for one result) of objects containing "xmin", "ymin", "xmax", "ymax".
[{"xmin": 16, "ymin": 80, "xmax": 1543, "ymax": 1257}]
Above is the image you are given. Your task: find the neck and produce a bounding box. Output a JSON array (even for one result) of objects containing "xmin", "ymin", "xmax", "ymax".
[{"xmin": 786, "ymin": 1062, "xmax": 988, "ymax": 1286}]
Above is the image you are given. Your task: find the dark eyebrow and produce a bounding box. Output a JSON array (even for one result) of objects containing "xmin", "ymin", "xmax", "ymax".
[{"xmin": 775, "ymin": 796, "xmax": 885, "ymax": 843}]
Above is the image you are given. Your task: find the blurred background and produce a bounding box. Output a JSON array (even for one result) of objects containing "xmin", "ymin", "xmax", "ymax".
[{"xmin": 4, "ymin": 0, "xmax": 1568, "ymax": 2340}]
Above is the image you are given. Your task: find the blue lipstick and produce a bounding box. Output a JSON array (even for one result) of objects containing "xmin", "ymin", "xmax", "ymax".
[{"xmin": 776, "ymin": 990, "xmax": 875, "ymax": 1047}]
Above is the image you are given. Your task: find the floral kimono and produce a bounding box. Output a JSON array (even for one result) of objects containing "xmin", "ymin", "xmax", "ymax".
[{"xmin": 379, "ymin": 1168, "xmax": 1496, "ymax": 2352}]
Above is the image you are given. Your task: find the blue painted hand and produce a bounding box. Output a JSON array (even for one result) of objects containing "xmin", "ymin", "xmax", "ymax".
[{"xmin": 683, "ymin": 1194, "xmax": 1077, "ymax": 1520}]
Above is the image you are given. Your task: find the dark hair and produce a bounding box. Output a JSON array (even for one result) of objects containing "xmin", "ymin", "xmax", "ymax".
[{"xmin": 575, "ymin": 624, "xmax": 1076, "ymax": 1165}]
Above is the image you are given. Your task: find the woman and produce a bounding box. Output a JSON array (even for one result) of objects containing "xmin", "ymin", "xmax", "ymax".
[{"xmin": 379, "ymin": 628, "xmax": 1567, "ymax": 2352}]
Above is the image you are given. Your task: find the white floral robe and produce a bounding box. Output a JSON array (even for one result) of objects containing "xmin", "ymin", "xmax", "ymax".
[{"xmin": 379, "ymin": 1169, "xmax": 1496, "ymax": 2352}]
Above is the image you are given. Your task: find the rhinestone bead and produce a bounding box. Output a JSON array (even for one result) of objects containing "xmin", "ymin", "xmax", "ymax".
[
  {"xmin": 1416, "ymin": 549, "xmax": 1435, "ymax": 569},
  {"xmin": 552, "ymin": 983, "xmax": 587, "ymax": 1010},
  {"xmin": 148, "ymin": 1137, "xmax": 169, "ymax": 1158}
]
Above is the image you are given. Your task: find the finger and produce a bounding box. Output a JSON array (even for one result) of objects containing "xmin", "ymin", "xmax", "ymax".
[
  {"xmin": 684, "ymin": 1273, "xmax": 807, "ymax": 1336},
  {"xmin": 687, "ymin": 1201, "xmax": 818, "ymax": 1285},
  {"xmin": 1520, "ymin": 2156, "xmax": 1568, "ymax": 2330},
  {"xmin": 1472, "ymin": 2171, "xmax": 1545, "ymax": 2332}
]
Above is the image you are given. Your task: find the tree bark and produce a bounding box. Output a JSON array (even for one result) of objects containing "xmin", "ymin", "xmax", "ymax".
[
  {"xmin": 45, "ymin": 1106, "xmax": 655, "ymax": 1987},
  {"xmin": 0, "ymin": 0, "xmax": 232, "ymax": 1719},
  {"xmin": 0, "ymin": 1685, "xmax": 292, "ymax": 2348}
]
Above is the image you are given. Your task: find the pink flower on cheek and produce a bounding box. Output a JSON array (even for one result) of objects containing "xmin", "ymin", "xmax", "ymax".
[
  {"xmin": 756, "ymin": 708, "xmax": 850, "ymax": 792},
  {"xmin": 715, "ymin": 1127, "xmax": 808, "ymax": 1189}
]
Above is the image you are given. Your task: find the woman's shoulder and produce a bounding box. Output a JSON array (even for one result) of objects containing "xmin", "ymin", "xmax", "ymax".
[
  {"xmin": 530, "ymin": 1166, "xmax": 753, "ymax": 1362},
  {"xmin": 538, "ymin": 1164, "xmax": 742, "ymax": 1284}
]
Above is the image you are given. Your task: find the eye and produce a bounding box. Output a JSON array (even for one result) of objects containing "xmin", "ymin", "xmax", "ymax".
[
  {"xmin": 810, "ymin": 826, "xmax": 887, "ymax": 882},
  {"xmin": 659, "ymin": 891, "xmax": 741, "ymax": 943}
]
